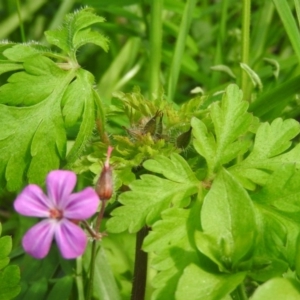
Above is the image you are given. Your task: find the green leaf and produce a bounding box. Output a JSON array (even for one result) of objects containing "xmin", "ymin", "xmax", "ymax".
[
  {"xmin": 0, "ymin": 55, "xmax": 75, "ymax": 190},
  {"xmin": 230, "ymin": 118, "xmax": 300, "ymax": 189},
  {"xmin": 63, "ymin": 69, "xmax": 99, "ymax": 168},
  {"xmin": 143, "ymin": 206, "xmax": 199, "ymax": 253},
  {"xmin": 106, "ymin": 154, "xmax": 198, "ymax": 233},
  {"xmin": 0, "ymin": 223, "xmax": 21, "ymax": 300},
  {"xmin": 192, "ymin": 84, "xmax": 252, "ymax": 177},
  {"xmin": 22, "ymin": 278, "xmax": 48, "ymax": 300},
  {"xmin": 46, "ymin": 276, "xmax": 73, "ymax": 300},
  {"xmin": 273, "ymin": 0, "xmax": 300, "ymax": 65},
  {"xmin": 83, "ymin": 243, "xmax": 121, "ymax": 300},
  {"xmin": 0, "ymin": 236, "xmax": 12, "ymax": 270},
  {"xmin": 176, "ymin": 264, "xmax": 246, "ymax": 300},
  {"xmin": 197, "ymin": 169, "xmax": 256, "ymax": 270},
  {"xmin": 0, "ymin": 265, "xmax": 21, "ymax": 300},
  {"xmin": 45, "ymin": 7, "xmax": 109, "ymax": 59},
  {"xmin": 251, "ymin": 164, "xmax": 300, "ymax": 266},
  {"xmin": 0, "ymin": 62, "xmax": 23, "ymax": 75},
  {"xmin": 250, "ymin": 277, "xmax": 300, "ymax": 300},
  {"xmin": 3, "ymin": 43, "xmax": 61, "ymax": 62},
  {"xmin": 142, "ymin": 153, "xmax": 198, "ymax": 184},
  {"xmin": 101, "ymin": 229, "xmax": 135, "ymax": 299},
  {"xmin": 146, "ymin": 201, "xmax": 202, "ymax": 300},
  {"xmin": 249, "ymin": 74, "xmax": 300, "ymax": 118},
  {"xmin": 240, "ymin": 63, "xmax": 263, "ymax": 90}
]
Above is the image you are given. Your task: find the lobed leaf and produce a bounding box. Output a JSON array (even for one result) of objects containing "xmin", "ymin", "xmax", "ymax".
[
  {"xmin": 0, "ymin": 55, "xmax": 74, "ymax": 190},
  {"xmin": 143, "ymin": 153, "xmax": 199, "ymax": 184},
  {"xmin": 230, "ymin": 118, "xmax": 300, "ymax": 189},
  {"xmin": 0, "ymin": 265, "xmax": 21, "ymax": 300},
  {"xmin": 106, "ymin": 154, "xmax": 199, "ymax": 233},
  {"xmin": 192, "ymin": 84, "xmax": 252, "ymax": 177},
  {"xmin": 0, "ymin": 55, "xmax": 99, "ymax": 190},
  {"xmin": 146, "ymin": 201, "xmax": 202, "ymax": 300},
  {"xmin": 45, "ymin": 7, "xmax": 108, "ymax": 59},
  {"xmin": 251, "ymin": 164, "xmax": 300, "ymax": 266},
  {"xmin": 0, "ymin": 223, "xmax": 20, "ymax": 299}
]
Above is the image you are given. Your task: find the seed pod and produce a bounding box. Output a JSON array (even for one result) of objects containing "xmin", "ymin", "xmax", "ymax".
[
  {"xmin": 176, "ymin": 127, "xmax": 192, "ymax": 149},
  {"xmin": 155, "ymin": 112, "xmax": 164, "ymax": 139},
  {"xmin": 142, "ymin": 110, "xmax": 161, "ymax": 136},
  {"xmin": 95, "ymin": 146, "xmax": 114, "ymax": 201}
]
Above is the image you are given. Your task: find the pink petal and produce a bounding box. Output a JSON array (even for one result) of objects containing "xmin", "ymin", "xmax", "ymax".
[
  {"xmin": 54, "ymin": 219, "xmax": 87, "ymax": 259},
  {"xmin": 46, "ymin": 170, "xmax": 77, "ymax": 207},
  {"xmin": 22, "ymin": 219, "xmax": 57, "ymax": 259},
  {"xmin": 14, "ymin": 185, "xmax": 51, "ymax": 217},
  {"xmin": 62, "ymin": 187, "xmax": 99, "ymax": 220}
]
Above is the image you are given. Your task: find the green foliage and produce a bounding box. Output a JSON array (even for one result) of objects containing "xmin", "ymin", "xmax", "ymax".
[
  {"xmin": 106, "ymin": 153, "xmax": 199, "ymax": 233},
  {"xmin": 2, "ymin": 1, "xmax": 300, "ymax": 299},
  {"xmin": 192, "ymin": 84, "xmax": 253, "ymax": 177},
  {"xmin": 83, "ymin": 243, "xmax": 121, "ymax": 300},
  {"xmin": 250, "ymin": 277, "xmax": 300, "ymax": 300},
  {"xmin": 107, "ymin": 83, "xmax": 300, "ymax": 298},
  {"xmin": 0, "ymin": 223, "xmax": 21, "ymax": 300},
  {"xmin": 0, "ymin": 7, "xmax": 108, "ymax": 191},
  {"xmin": 197, "ymin": 169, "xmax": 256, "ymax": 272},
  {"xmin": 176, "ymin": 264, "xmax": 246, "ymax": 300}
]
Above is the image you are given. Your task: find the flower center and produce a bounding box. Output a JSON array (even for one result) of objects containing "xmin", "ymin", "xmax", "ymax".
[{"xmin": 49, "ymin": 208, "xmax": 63, "ymax": 219}]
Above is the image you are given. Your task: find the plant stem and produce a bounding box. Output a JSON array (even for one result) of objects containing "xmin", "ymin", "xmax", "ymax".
[
  {"xmin": 85, "ymin": 240, "xmax": 97, "ymax": 300},
  {"xmin": 131, "ymin": 226, "xmax": 149, "ymax": 300},
  {"xmin": 149, "ymin": 0, "xmax": 164, "ymax": 99},
  {"xmin": 240, "ymin": 0, "xmax": 251, "ymax": 100},
  {"xmin": 16, "ymin": 0, "xmax": 26, "ymax": 42},
  {"xmin": 85, "ymin": 201, "xmax": 107, "ymax": 300},
  {"xmin": 76, "ymin": 256, "xmax": 85, "ymax": 300},
  {"xmin": 95, "ymin": 200, "xmax": 107, "ymax": 233},
  {"xmin": 0, "ymin": 0, "xmax": 47, "ymax": 40},
  {"xmin": 167, "ymin": 0, "xmax": 197, "ymax": 102},
  {"xmin": 231, "ymin": 283, "xmax": 248, "ymax": 300}
]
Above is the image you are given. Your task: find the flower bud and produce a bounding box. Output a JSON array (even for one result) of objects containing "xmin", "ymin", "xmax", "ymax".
[{"xmin": 96, "ymin": 146, "xmax": 114, "ymax": 201}]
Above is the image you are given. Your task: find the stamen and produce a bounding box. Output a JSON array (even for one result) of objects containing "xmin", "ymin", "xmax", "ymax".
[{"xmin": 49, "ymin": 208, "xmax": 63, "ymax": 219}]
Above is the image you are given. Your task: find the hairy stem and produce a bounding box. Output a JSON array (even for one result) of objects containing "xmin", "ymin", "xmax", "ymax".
[{"xmin": 131, "ymin": 226, "xmax": 149, "ymax": 300}]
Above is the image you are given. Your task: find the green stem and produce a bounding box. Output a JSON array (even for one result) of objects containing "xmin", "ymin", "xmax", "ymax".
[
  {"xmin": 131, "ymin": 226, "xmax": 149, "ymax": 300},
  {"xmin": 149, "ymin": 0, "xmax": 164, "ymax": 99},
  {"xmin": 167, "ymin": 0, "xmax": 197, "ymax": 102},
  {"xmin": 16, "ymin": 0, "xmax": 26, "ymax": 42},
  {"xmin": 240, "ymin": 0, "xmax": 251, "ymax": 100},
  {"xmin": 210, "ymin": 0, "xmax": 229, "ymax": 88},
  {"xmin": 76, "ymin": 256, "xmax": 85, "ymax": 300},
  {"xmin": 296, "ymin": 0, "xmax": 300, "ymax": 28},
  {"xmin": 95, "ymin": 200, "xmax": 107, "ymax": 234},
  {"xmin": 86, "ymin": 240, "xmax": 97, "ymax": 300},
  {"xmin": 0, "ymin": 0, "xmax": 47, "ymax": 40},
  {"xmin": 231, "ymin": 283, "xmax": 248, "ymax": 300}
]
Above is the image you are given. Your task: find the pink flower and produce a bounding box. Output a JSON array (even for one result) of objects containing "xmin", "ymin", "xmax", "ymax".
[{"xmin": 14, "ymin": 170, "xmax": 99, "ymax": 259}]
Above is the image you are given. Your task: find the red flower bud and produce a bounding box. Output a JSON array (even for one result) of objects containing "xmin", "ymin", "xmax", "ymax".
[{"xmin": 96, "ymin": 146, "xmax": 114, "ymax": 201}]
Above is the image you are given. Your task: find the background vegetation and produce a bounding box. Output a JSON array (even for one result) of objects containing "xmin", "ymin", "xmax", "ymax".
[{"xmin": 1, "ymin": 0, "xmax": 300, "ymax": 299}]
